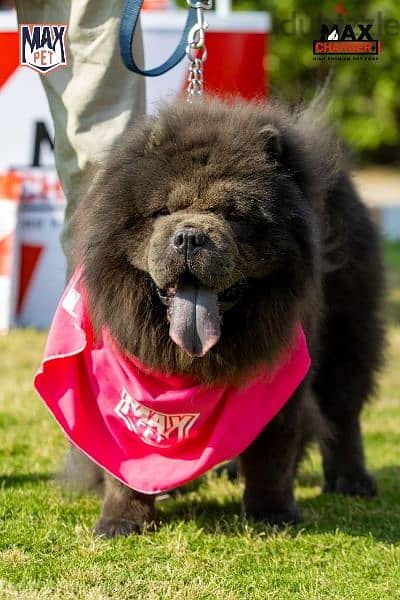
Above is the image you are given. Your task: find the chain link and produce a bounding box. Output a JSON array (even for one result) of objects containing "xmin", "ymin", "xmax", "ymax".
[{"xmin": 186, "ymin": 0, "xmax": 212, "ymax": 101}]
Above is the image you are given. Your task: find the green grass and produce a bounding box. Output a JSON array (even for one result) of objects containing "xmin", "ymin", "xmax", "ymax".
[{"xmin": 0, "ymin": 244, "xmax": 399, "ymax": 599}]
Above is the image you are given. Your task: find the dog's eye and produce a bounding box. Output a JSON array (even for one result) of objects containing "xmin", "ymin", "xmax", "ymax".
[
  {"xmin": 152, "ymin": 207, "xmax": 170, "ymax": 219},
  {"xmin": 226, "ymin": 212, "xmax": 249, "ymax": 238}
]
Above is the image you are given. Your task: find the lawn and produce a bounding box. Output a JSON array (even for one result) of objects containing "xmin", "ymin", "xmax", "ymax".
[{"xmin": 0, "ymin": 243, "xmax": 399, "ymax": 599}]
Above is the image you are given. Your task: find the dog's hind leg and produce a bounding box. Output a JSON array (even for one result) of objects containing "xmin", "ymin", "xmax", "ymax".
[
  {"xmin": 313, "ymin": 314, "xmax": 382, "ymax": 497},
  {"xmin": 94, "ymin": 474, "xmax": 155, "ymax": 538},
  {"xmin": 314, "ymin": 176, "xmax": 385, "ymax": 497}
]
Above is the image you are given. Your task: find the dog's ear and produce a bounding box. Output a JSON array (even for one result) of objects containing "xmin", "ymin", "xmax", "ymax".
[{"xmin": 258, "ymin": 125, "xmax": 282, "ymax": 158}]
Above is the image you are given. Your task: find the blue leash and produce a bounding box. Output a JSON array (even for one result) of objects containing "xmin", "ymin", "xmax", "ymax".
[{"xmin": 119, "ymin": 0, "xmax": 197, "ymax": 76}]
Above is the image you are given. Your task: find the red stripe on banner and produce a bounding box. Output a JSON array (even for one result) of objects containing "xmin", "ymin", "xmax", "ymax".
[
  {"xmin": 0, "ymin": 234, "xmax": 14, "ymax": 276},
  {"xmin": 0, "ymin": 32, "xmax": 20, "ymax": 89},
  {"xmin": 17, "ymin": 244, "xmax": 43, "ymax": 316}
]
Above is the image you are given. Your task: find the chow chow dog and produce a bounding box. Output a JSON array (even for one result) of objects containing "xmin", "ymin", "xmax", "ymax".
[{"xmin": 65, "ymin": 98, "xmax": 384, "ymax": 538}]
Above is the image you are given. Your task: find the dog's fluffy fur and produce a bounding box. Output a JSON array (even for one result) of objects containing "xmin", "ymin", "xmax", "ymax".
[{"xmin": 68, "ymin": 99, "xmax": 385, "ymax": 537}]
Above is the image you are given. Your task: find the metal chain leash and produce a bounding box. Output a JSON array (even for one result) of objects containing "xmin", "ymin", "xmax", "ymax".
[{"xmin": 186, "ymin": 0, "xmax": 212, "ymax": 101}]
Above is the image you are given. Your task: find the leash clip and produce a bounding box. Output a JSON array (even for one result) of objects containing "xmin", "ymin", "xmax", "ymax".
[{"xmin": 187, "ymin": 21, "xmax": 208, "ymax": 50}]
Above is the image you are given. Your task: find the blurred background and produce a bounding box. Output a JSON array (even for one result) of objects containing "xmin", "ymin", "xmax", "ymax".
[{"xmin": 231, "ymin": 0, "xmax": 400, "ymax": 166}]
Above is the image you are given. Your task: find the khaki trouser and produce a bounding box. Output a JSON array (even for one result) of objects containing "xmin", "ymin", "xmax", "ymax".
[
  {"xmin": 15, "ymin": 1, "xmax": 145, "ymax": 483},
  {"xmin": 15, "ymin": 0, "xmax": 145, "ymax": 264}
]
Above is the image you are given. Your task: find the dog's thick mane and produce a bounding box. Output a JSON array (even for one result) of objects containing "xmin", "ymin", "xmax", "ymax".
[{"xmin": 70, "ymin": 98, "xmax": 344, "ymax": 385}]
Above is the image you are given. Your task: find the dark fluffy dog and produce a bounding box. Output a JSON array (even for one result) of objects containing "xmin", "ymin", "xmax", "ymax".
[{"xmin": 69, "ymin": 98, "xmax": 384, "ymax": 538}]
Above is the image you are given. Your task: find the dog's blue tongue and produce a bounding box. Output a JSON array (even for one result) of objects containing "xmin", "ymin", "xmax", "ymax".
[{"xmin": 169, "ymin": 280, "xmax": 220, "ymax": 357}]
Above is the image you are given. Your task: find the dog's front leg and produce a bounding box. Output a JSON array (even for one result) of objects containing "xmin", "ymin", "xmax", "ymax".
[
  {"xmin": 239, "ymin": 386, "xmax": 307, "ymax": 526},
  {"xmin": 94, "ymin": 474, "xmax": 155, "ymax": 538}
]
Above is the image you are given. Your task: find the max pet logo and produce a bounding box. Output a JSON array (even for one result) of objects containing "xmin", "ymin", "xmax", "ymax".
[
  {"xmin": 115, "ymin": 388, "xmax": 200, "ymax": 448},
  {"xmin": 20, "ymin": 24, "xmax": 68, "ymax": 74},
  {"xmin": 313, "ymin": 22, "xmax": 381, "ymax": 56}
]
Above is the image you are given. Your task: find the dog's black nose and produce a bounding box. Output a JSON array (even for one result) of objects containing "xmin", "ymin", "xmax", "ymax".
[{"xmin": 173, "ymin": 228, "xmax": 205, "ymax": 256}]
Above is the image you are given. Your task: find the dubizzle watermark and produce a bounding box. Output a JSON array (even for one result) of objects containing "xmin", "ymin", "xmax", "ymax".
[{"xmin": 19, "ymin": 24, "xmax": 68, "ymax": 74}]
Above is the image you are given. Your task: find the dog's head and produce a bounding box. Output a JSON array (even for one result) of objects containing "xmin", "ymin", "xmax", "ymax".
[{"xmin": 73, "ymin": 100, "xmax": 322, "ymax": 384}]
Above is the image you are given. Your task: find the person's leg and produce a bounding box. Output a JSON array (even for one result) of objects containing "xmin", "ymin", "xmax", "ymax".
[
  {"xmin": 15, "ymin": 0, "xmax": 146, "ymax": 271},
  {"xmin": 15, "ymin": 0, "xmax": 146, "ymax": 487}
]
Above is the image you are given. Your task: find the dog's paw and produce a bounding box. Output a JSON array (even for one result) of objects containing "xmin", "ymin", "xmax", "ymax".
[
  {"xmin": 93, "ymin": 518, "xmax": 141, "ymax": 538},
  {"xmin": 323, "ymin": 472, "xmax": 377, "ymax": 498},
  {"xmin": 242, "ymin": 504, "xmax": 301, "ymax": 527}
]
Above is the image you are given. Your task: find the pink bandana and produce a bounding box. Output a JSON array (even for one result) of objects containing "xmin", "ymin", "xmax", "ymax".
[{"xmin": 34, "ymin": 268, "xmax": 311, "ymax": 494}]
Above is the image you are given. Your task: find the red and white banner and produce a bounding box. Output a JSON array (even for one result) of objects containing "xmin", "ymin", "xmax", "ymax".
[
  {"xmin": 0, "ymin": 169, "xmax": 66, "ymax": 333},
  {"xmin": 0, "ymin": 11, "xmax": 55, "ymax": 171}
]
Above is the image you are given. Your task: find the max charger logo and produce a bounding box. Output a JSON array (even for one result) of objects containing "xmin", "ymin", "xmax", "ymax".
[
  {"xmin": 115, "ymin": 388, "xmax": 200, "ymax": 447},
  {"xmin": 313, "ymin": 22, "xmax": 381, "ymax": 57},
  {"xmin": 20, "ymin": 24, "xmax": 68, "ymax": 74}
]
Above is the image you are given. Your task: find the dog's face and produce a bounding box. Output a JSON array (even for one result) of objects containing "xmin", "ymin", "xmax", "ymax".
[{"xmin": 75, "ymin": 100, "xmax": 320, "ymax": 383}]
